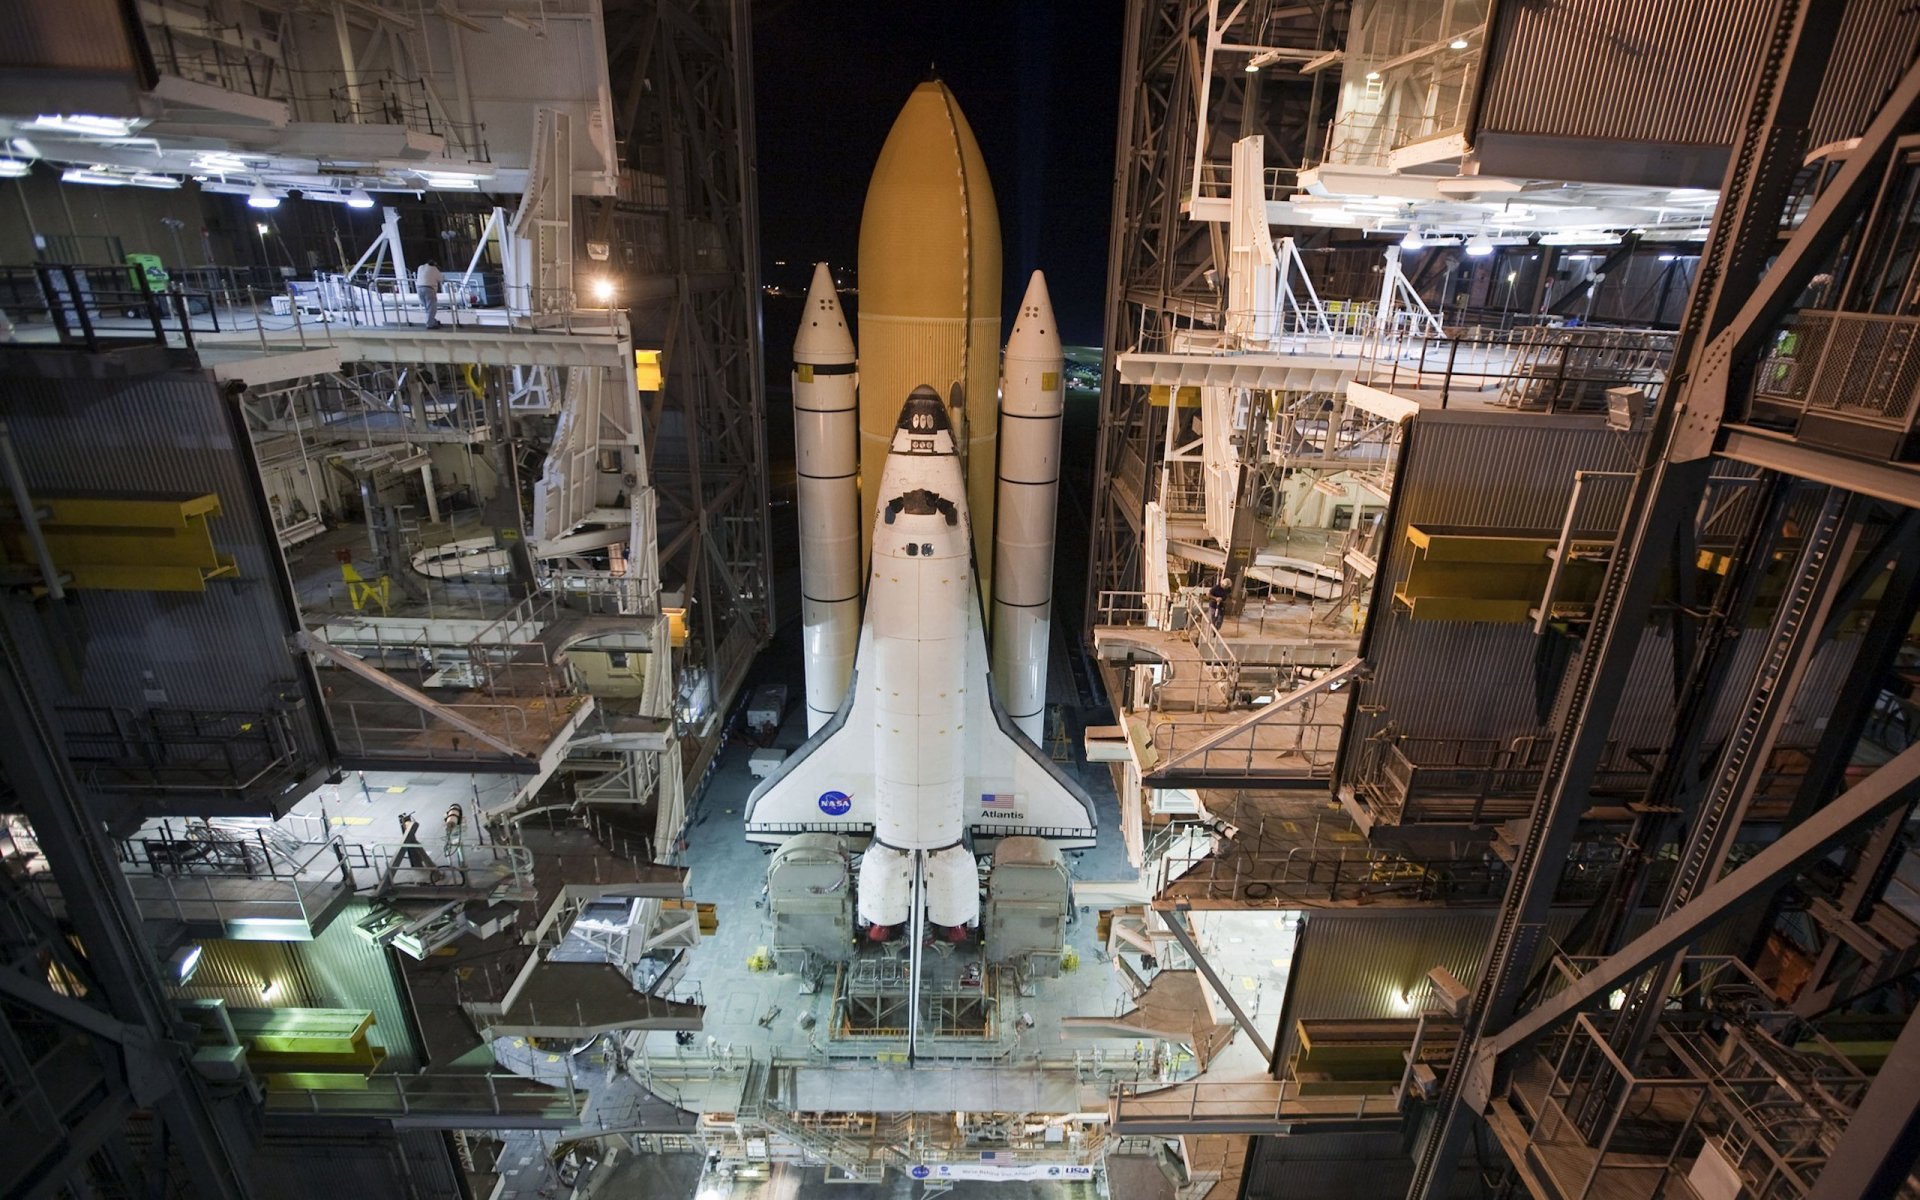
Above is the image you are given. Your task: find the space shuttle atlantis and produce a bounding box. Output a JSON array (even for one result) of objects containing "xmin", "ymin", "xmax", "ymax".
[{"xmin": 746, "ymin": 79, "xmax": 1094, "ymax": 936}]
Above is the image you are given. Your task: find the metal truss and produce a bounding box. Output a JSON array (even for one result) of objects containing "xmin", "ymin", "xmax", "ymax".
[
  {"xmin": 1406, "ymin": 4, "xmax": 1920, "ymax": 1196},
  {"xmin": 0, "ymin": 615, "xmax": 250, "ymax": 1199},
  {"xmin": 1087, "ymin": 0, "xmax": 1343, "ymax": 633},
  {"xmin": 601, "ymin": 0, "xmax": 772, "ymax": 788}
]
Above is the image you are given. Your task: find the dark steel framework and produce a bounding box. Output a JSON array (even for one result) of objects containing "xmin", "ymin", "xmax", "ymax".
[
  {"xmin": 602, "ymin": 0, "xmax": 773, "ymax": 782},
  {"xmin": 1406, "ymin": 2, "xmax": 1920, "ymax": 1196}
]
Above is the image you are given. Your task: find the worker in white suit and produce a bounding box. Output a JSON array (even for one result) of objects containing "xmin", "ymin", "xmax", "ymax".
[{"xmin": 416, "ymin": 260, "xmax": 444, "ymax": 329}]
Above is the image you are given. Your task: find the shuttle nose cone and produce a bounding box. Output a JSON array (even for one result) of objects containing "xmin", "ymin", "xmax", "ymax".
[
  {"xmin": 895, "ymin": 384, "xmax": 953, "ymax": 437},
  {"xmin": 794, "ymin": 262, "xmax": 855, "ymax": 364},
  {"xmin": 1006, "ymin": 270, "xmax": 1060, "ymax": 362}
]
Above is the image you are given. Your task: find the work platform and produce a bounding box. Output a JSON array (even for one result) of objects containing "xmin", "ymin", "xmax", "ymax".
[
  {"xmin": 787, "ymin": 1065, "xmax": 1107, "ymax": 1115},
  {"xmin": 199, "ymin": 320, "xmax": 635, "ymax": 387},
  {"xmin": 1109, "ymin": 1077, "xmax": 1406, "ymax": 1135},
  {"xmin": 264, "ymin": 1071, "xmax": 587, "ymax": 1130}
]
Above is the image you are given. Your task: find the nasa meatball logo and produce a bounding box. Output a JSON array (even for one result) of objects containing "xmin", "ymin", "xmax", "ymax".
[
  {"xmin": 910, "ymin": 1166, "xmax": 931, "ymax": 1180},
  {"xmin": 818, "ymin": 790, "xmax": 852, "ymax": 816}
]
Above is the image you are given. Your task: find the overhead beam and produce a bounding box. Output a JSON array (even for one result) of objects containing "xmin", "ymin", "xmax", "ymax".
[
  {"xmin": 1164, "ymin": 909, "xmax": 1275, "ymax": 1062},
  {"xmin": 1152, "ymin": 656, "xmax": 1363, "ymax": 776},
  {"xmin": 294, "ymin": 631, "xmax": 531, "ymax": 763}
]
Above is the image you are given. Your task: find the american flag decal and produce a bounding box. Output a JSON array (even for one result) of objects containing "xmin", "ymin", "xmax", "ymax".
[{"xmin": 981, "ymin": 793, "xmax": 1014, "ymax": 807}]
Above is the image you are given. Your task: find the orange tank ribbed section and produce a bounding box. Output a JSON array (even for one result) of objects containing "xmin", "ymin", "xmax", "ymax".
[{"xmin": 856, "ymin": 80, "xmax": 1003, "ymax": 606}]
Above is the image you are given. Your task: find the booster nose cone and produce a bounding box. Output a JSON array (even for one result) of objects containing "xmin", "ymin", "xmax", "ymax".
[
  {"xmin": 794, "ymin": 262, "xmax": 856, "ymax": 365},
  {"xmin": 1006, "ymin": 270, "xmax": 1061, "ymax": 362}
]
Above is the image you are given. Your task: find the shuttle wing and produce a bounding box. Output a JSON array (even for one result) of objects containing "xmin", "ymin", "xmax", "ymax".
[{"xmin": 744, "ymin": 576, "xmax": 1096, "ymax": 847}]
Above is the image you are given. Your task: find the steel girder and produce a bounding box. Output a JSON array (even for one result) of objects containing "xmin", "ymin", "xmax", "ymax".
[
  {"xmin": 0, "ymin": 614, "xmax": 253, "ymax": 1197},
  {"xmin": 1402, "ymin": 1, "xmax": 1863, "ymax": 1194},
  {"xmin": 602, "ymin": 0, "xmax": 772, "ymax": 791}
]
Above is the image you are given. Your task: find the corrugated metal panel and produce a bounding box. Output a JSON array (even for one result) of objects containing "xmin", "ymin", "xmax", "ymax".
[
  {"xmin": 1478, "ymin": 0, "xmax": 1769, "ymax": 147},
  {"xmin": 1809, "ymin": 0, "xmax": 1920, "ymax": 148},
  {"xmin": 1243, "ymin": 1130, "xmax": 1426, "ymax": 1198},
  {"xmin": 1390, "ymin": 412, "xmax": 1648, "ymax": 533},
  {"xmin": 180, "ymin": 902, "xmax": 418, "ymax": 1068},
  {"xmin": 2, "ymin": 369, "xmax": 328, "ymax": 809},
  {"xmin": 1345, "ymin": 413, "xmax": 1643, "ymax": 756},
  {"xmin": 0, "ymin": 0, "xmax": 143, "ymax": 73},
  {"xmin": 252, "ymin": 1130, "xmax": 461, "ymax": 1199},
  {"xmin": 1476, "ymin": 0, "xmax": 1920, "ymax": 154},
  {"xmin": 1345, "ymin": 414, "xmax": 1857, "ymax": 783},
  {"xmin": 182, "ymin": 940, "xmax": 320, "ymax": 1005}
]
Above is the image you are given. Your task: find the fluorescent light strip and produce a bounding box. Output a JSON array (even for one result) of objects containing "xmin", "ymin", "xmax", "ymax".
[
  {"xmin": 62, "ymin": 167, "xmax": 126, "ymax": 186},
  {"xmin": 30, "ymin": 114, "xmax": 136, "ymax": 137}
]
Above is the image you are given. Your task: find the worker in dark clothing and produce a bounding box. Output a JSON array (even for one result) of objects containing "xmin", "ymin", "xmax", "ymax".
[
  {"xmin": 1207, "ymin": 579, "xmax": 1232, "ymax": 626},
  {"xmin": 396, "ymin": 812, "xmax": 433, "ymax": 868}
]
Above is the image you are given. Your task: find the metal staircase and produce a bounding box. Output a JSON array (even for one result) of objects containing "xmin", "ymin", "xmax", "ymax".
[{"xmin": 744, "ymin": 1064, "xmax": 894, "ymax": 1182}]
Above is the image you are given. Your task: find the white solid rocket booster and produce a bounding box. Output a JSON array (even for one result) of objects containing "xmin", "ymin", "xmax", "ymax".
[
  {"xmin": 990, "ymin": 271, "xmax": 1065, "ymax": 742},
  {"xmin": 853, "ymin": 386, "xmax": 981, "ymax": 932},
  {"xmin": 793, "ymin": 263, "xmax": 862, "ymax": 733}
]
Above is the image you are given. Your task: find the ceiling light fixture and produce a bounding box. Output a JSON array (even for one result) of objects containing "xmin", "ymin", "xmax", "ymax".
[
  {"xmin": 62, "ymin": 166, "xmax": 126, "ymax": 186},
  {"xmin": 247, "ymin": 181, "xmax": 281, "ymax": 209},
  {"xmin": 129, "ymin": 172, "xmax": 180, "ymax": 189},
  {"xmin": 1449, "ymin": 36, "xmax": 1469, "ymax": 49},
  {"xmin": 348, "ymin": 188, "xmax": 376, "ymax": 209},
  {"xmin": 1466, "ymin": 233, "xmax": 1493, "ymax": 257},
  {"xmin": 1365, "ymin": 70, "xmax": 1381, "ymax": 81},
  {"xmin": 418, "ymin": 171, "xmax": 483, "ymax": 190},
  {"xmin": 192, "ymin": 152, "xmax": 249, "ymax": 174},
  {"xmin": 1400, "ymin": 228, "xmax": 1424, "ymax": 251},
  {"xmin": 29, "ymin": 113, "xmax": 136, "ymax": 137},
  {"xmin": 0, "ymin": 159, "xmax": 28, "ymax": 179}
]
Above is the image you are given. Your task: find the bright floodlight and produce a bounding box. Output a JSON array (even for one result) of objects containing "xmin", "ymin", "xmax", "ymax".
[
  {"xmin": 247, "ymin": 182, "xmax": 280, "ymax": 209},
  {"xmin": 1466, "ymin": 233, "xmax": 1493, "ymax": 257},
  {"xmin": 1400, "ymin": 229, "xmax": 1423, "ymax": 251},
  {"xmin": 592, "ymin": 278, "xmax": 616, "ymax": 303},
  {"xmin": 347, "ymin": 188, "xmax": 375, "ymax": 209}
]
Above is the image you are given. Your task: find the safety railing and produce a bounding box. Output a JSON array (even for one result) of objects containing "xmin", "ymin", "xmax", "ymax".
[
  {"xmin": 331, "ymin": 696, "xmax": 534, "ymax": 763},
  {"xmin": 464, "ymin": 591, "xmax": 567, "ymax": 700},
  {"xmin": 1750, "ymin": 309, "xmax": 1920, "ymax": 451},
  {"xmin": 1, "ymin": 263, "xmax": 215, "ymax": 352},
  {"xmin": 265, "ymin": 1070, "xmax": 581, "ymax": 1121},
  {"xmin": 29, "ymin": 836, "xmax": 351, "ymax": 930},
  {"xmin": 1154, "ymin": 841, "xmax": 1511, "ymax": 907},
  {"xmin": 363, "ymin": 839, "xmax": 535, "ymax": 897},
  {"xmin": 1351, "ymin": 736, "xmax": 1816, "ymax": 829},
  {"xmin": 1358, "ymin": 324, "xmax": 1677, "ymax": 412},
  {"xmin": 57, "ymin": 703, "xmax": 308, "ymax": 798},
  {"xmin": 1190, "ymin": 162, "xmax": 1300, "ymax": 203},
  {"xmin": 1147, "ymin": 710, "xmax": 1345, "ymax": 779},
  {"xmin": 1110, "ymin": 1077, "xmax": 1404, "ymax": 1130}
]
